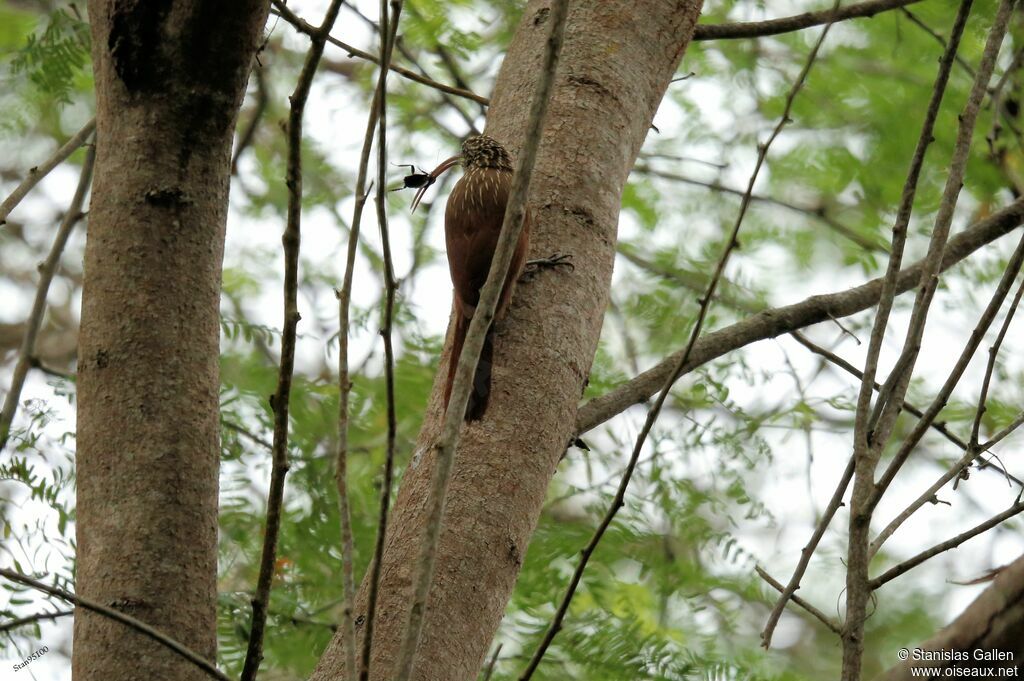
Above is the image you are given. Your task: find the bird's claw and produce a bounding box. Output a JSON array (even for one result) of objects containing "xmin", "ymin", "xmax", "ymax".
[{"xmin": 523, "ymin": 253, "xmax": 574, "ymax": 280}]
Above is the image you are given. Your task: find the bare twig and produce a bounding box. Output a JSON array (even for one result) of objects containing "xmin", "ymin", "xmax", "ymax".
[
  {"xmin": 0, "ymin": 608, "xmax": 72, "ymax": 633},
  {"xmin": 791, "ymin": 332, "xmax": 1023, "ymax": 491},
  {"xmin": 852, "ymin": 0, "xmax": 975, "ymax": 459},
  {"xmin": 760, "ymin": 456, "xmax": 855, "ymax": 647},
  {"xmin": 843, "ymin": 3, "xmax": 1014, "ymax": 677},
  {"xmin": 0, "ymin": 568, "xmax": 229, "ymax": 681},
  {"xmin": 0, "ymin": 118, "xmax": 95, "ymax": 226},
  {"xmin": 873, "ymin": 230, "xmax": 1024, "ymax": 504},
  {"xmin": 223, "ymin": 419, "xmax": 273, "ymax": 451},
  {"xmin": 0, "ymin": 141, "xmax": 95, "ymax": 453},
  {"xmin": 360, "ymin": 2, "xmax": 405, "ymax": 680},
  {"xmin": 27, "ymin": 357, "xmax": 74, "ymax": 381},
  {"xmin": 969, "ymin": 275, "xmax": 1024, "ymax": 448},
  {"xmin": 481, "ymin": 643, "xmax": 503, "ymax": 681},
  {"xmin": 394, "ymin": 3, "xmax": 569, "ymax": 680},
  {"xmin": 867, "ymin": 237, "xmax": 1024, "ymax": 558},
  {"xmin": 866, "ymin": 0, "xmax": 1010, "ymax": 488},
  {"xmin": 899, "ymin": 9, "xmax": 976, "ymax": 79},
  {"xmin": 239, "ymin": 2, "xmax": 346, "ymax": 679},
  {"xmin": 755, "ymin": 566, "xmax": 842, "ymax": 636},
  {"xmin": 271, "ymin": 0, "xmax": 489, "ymax": 106},
  {"xmin": 333, "ymin": 10, "xmax": 395, "ymax": 681},
  {"xmin": 521, "ymin": 11, "xmax": 840, "ymax": 673},
  {"xmin": 692, "ymin": 0, "xmax": 921, "ymax": 41},
  {"xmin": 869, "ymin": 500, "xmax": 1024, "ymax": 589}
]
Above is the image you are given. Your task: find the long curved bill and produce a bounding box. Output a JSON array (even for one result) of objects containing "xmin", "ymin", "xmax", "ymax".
[{"xmin": 411, "ymin": 155, "xmax": 461, "ymax": 213}]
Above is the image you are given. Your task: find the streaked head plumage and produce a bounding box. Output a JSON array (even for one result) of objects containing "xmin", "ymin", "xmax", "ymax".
[{"xmin": 461, "ymin": 135, "xmax": 514, "ymax": 172}]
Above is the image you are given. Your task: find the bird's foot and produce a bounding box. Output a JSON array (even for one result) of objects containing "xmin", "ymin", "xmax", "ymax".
[{"xmin": 521, "ymin": 253, "xmax": 574, "ymax": 282}]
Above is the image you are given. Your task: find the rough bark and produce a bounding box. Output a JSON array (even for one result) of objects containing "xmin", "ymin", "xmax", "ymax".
[
  {"xmin": 872, "ymin": 553, "xmax": 1024, "ymax": 681},
  {"xmin": 310, "ymin": 2, "xmax": 703, "ymax": 679},
  {"xmin": 75, "ymin": 3, "xmax": 268, "ymax": 680}
]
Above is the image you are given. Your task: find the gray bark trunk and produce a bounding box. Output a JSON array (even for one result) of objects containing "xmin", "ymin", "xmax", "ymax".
[
  {"xmin": 74, "ymin": 3, "xmax": 268, "ymax": 679},
  {"xmin": 311, "ymin": 1, "xmax": 704, "ymax": 679}
]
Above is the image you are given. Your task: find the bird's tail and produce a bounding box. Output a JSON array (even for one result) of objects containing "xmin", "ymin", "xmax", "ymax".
[{"xmin": 444, "ymin": 313, "xmax": 493, "ymax": 422}]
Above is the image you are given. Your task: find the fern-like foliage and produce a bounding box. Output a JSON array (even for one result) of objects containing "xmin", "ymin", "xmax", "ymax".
[{"xmin": 10, "ymin": 6, "xmax": 90, "ymax": 106}]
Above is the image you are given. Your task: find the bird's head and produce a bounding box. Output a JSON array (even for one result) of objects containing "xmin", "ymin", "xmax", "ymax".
[
  {"xmin": 410, "ymin": 135, "xmax": 514, "ymax": 211},
  {"xmin": 460, "ymin": 135, "xmax": 514, "ymax": 172}
]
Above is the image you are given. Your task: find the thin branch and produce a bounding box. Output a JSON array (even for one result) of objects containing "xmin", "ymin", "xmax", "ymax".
[
  {"xmin": 223, "ymin": 420, "xmax": 273, "ymax": 451},
  {"xmin": 0, "ymin": 568, "xmax": 229, "ymax": 681},
  {"xmin": 394, "ymin": 3, "xmax": 570, "ymax": 680},
  {"xmin": 852, "ymin": 0, "xmax": 975, "ymax": 460},
  {"xmin": 867, "ymin": 241, "xmax": 1024, "ymax": 560},
  {"xmin": 844, "ymin": 3, "xmax": 1013, "ymax": 677},
  {"xmin": 393, "ymin": 35, "xmax": 480, "ymax": 134},
  {"xmin": 346, "ymin": 0, "xmax": 481, "ymax": 134},
  {"xmin": 870, "ymin": 447, "xmax": 985, "ymax": 560},
  {"xmin": 27, "ymin": 357, "xmax": 74, "ymax": 381},
  {"xmin": 980, "ymin": 409, "xmax": 1024, "ymax": 451},
  {"xmin": 873, "ymin": 230, "xmax": 1024, "ymax": 504},
  {"xmin": 692, "ymin": 0, "xmax": 921, "ymax": 41},
  {"xmin": 791, "ymin": 331, "xmax": 1023, "ymax": 490},
  {"xmin": 0, "ymin": 608, "xmax": 72, "ymax": 633},
  {"xmin": 481, "ymin": 643, "xmax": 503, "ymax": 681},
  {"xmin": 522, "ymin": 12, "xmax": 841, "ymax": 673},
  {"xmin": 755, "ymin": 566, "xmax": 842, "ymax": 636},
  {"xmin": 865, "ymin": 0, "xmax": 1009, "ymax": 484},
  {"xmin": 869, "ymin": 500, "xmax": 1024, "ymax": 589},
  {"xmin": 969, "ymin": 274, "xmax": 1024, "ymax": 448},
  {"xmin": 761, "ymin": 456, "xmax": 855, "ymax": 647},
  {"xmin": 0, "ymin": 141, "xmax": 95, "ymax": 453},
  {"xmin": 239, "ymin": 2, "xmax": 345, "ymax": 679},
  {"xmin": 899, "ymin": 8, "xmax": 976, "ymax": 79},
  {"xmin": 0, "ymin": 118, "xmax": 96, "ymax": 226},
  {"xmin": 792, "ymin": 334, "xmax": 959, "ymax": 450},
  {"xmin": 361, "ymin": 2, "xmax": 404, "ymax": 680},
  {"xmin": 333, "ymin": 6, "xmax": 394, "ymax": 679},
  {"xmin": 271, "ymin": 0, "xmax": 489, "ymax": 106},
  {"xmin": 617, "ymin": 244, "xmax": 761, "ymax": 313},
  {"xmin": 575, "ymin": 197, "xmax": 1024, "ymax": 437}
]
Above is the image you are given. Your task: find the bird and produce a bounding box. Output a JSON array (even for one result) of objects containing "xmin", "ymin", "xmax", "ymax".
[{"xmin": 412, "ymin": 135, "xmax": 531, "ymax": 421}]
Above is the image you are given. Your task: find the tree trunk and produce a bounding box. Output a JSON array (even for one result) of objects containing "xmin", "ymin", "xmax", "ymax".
[
  {"xmin": 74, "ymin": 3, "xmax": 268, "ymax": 680},
  {"xmin": 311, "ymin": 1, "xmax": 704, "ymax": 679},
  {"xmin": 872, "ymin": 553, "xmax": 1024, "ymax": 681}
]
